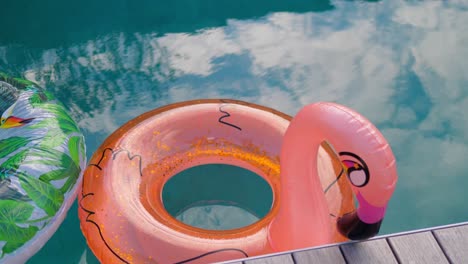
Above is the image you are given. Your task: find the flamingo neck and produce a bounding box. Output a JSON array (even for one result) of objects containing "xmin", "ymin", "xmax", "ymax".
[{"xmin": 268, "ymin": 103, "xmax": 342, "ymax": 251}]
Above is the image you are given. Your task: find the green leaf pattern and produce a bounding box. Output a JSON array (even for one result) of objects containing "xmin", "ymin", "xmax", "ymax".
[
  {"xmin": 0, "ymin": 150, "xmax": 29, "ymax": 180},
  {"xmin": 0, "ymin": 137, "xmax": 30, "ymax": 160},
  {"xmin": 0, "ymin": 200, "xmax": 39, "ymax": 257},
  {"xmin": 18, "ymin": 172, "xmax": 64, "ymax": 217},
  {"xmin": 0, "ymin": 81, "xmax": 84, "ymax": 257},
  {"xmin": 68, "ymin": 136, "xmax": 82, "ymax": 167}
]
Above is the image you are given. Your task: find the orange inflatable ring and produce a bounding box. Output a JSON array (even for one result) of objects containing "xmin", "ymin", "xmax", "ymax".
[{"xmin": 79, "ymin": 99, "xmax": 397, "ymax": 263}]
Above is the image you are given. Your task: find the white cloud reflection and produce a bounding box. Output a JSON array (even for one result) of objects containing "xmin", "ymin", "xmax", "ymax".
[
  {"xmin": 4, "ymin": 0, "xmax": 468, "ymax": 234},
  {"xmin": 160, "ymin": 28, "xmax": 243, "ymax": 76}
]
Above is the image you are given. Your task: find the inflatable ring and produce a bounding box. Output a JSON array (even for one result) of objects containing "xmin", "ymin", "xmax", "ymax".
[
  {"xmin": 79, "ymin": 99, "xmax": 397, "ymax": 263},
  {"xmin": 0, "ymin": 73, "xmax": 86, "ymax": 263}
]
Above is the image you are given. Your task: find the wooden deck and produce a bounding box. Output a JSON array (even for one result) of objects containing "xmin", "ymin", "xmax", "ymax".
[{"xmin": 218, "ymin": 221, "xmax": 468, "ymax": 264}]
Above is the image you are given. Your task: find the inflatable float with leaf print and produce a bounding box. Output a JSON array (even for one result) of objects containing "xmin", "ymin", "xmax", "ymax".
[{"xmin": 0, "ymin": 73, "xmax": 86, "ymax": 263}]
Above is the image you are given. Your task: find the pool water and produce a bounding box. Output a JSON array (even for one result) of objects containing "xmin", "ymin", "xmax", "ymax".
[
  {"xmin": 1, "ymin": 0, "xmax": 468, "ymax": 263},
  {"xmin": 163, "ymin": 164, "xmax": 273, "ymax": 230}
]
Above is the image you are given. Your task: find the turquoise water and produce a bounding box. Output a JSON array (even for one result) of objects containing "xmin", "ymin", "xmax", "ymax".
[
  {"xmin": 1, "ymin": 0, "xmax": 468, "ymax": 263},
  {"xmin": 163, "ymin": 164, "xmax": 273, "ymax": 230}
]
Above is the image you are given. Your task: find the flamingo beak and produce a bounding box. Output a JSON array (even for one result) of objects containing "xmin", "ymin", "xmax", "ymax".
[
  {"xmin": 337, "ymin": 192, "xmax": 386, "ymax": 240},
  {"xmin": 337, "ymin": 211, "xmax": 383, "ymax": 240},
  {"xmin": 0, "ymin": 116, "xmax": 35, "ymax": 129}
]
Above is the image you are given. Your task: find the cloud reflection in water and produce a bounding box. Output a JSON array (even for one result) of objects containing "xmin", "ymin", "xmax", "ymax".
[{"xmin": 1, "ymin": 0, "xmax": 467, "ymax": 251}]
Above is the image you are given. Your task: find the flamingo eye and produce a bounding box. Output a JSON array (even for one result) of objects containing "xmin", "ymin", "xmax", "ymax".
[
  {"xmin": 348, "ymin": 164, "xmax": 368, "ymax": 187},
  {"xmin": 339, "ymin": 152, "xmax": 370, "ymax": 188}
]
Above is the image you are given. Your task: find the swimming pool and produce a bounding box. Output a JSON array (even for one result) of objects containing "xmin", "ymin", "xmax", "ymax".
[{"xmin": 1, "ymin": 0, "xmax": 468, "ymax": 263}]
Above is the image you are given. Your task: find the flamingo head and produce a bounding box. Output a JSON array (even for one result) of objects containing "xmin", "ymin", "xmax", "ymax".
[
  {"xmin": 0, "ymin": 115, "xmax": 35, "ymax": 129},
  {"xmin": 0, "ymin": 101, "xmax": 35, "ymax": 129},
  {"xmin": 336, "ymin": 149, "xmax": 397, "ymax": 240},
  {"xmin": 0, "ymin": 76, "xmax": 38, "ymax": 129}
]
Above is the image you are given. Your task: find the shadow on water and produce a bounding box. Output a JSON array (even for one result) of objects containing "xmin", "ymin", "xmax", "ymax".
[
  {"xmin": 0, "ymin": 0, "xmax": 383, "ymax": 125},
  {"xmin": 0, "ymin": 0, "xmax": 383, "ymax": 124},
  {"xmin": 0, "ymin": 0, "xmax": 343, "ymax": 142},
  {"xmin": 1, "ymin": 0, "xmax": 335, "ymax": 48}
]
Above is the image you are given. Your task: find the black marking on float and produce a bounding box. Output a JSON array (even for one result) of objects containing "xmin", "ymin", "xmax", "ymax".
[{"xmin": 79, "ymin": 147, "xmax": 143, "ymax": 264}]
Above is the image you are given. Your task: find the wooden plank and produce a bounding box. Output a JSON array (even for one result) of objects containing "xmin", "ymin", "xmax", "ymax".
[
  {"xmin": 388, "ymin": 231, "xmax": 449, "ymax": 264},
  {"xmin": 293, "ymin": 246, "xmax": 346, "ymax": 264},
  {"xmin": 340, "ymin": 239, "xmax": 398, "ymax": 264},
  {"xmin": 219, "ymin": 223, "xmax": 468, "ymax": 264},
  {"xmin": 433, "ymin": 224, "xmax": 468, "ymax": 263},
  {"xmin": 244, "ymin": 254, "xmax": 294, "ymax": 264}
]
